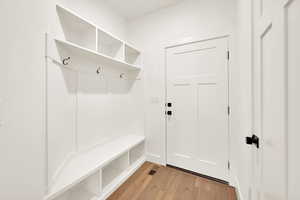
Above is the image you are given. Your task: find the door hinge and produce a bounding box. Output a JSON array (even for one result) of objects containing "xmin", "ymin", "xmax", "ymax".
[
  {"xmin": 227, "ymin": 106, "xmax": 230, "ymax": 115},
  {"xmin": 228, "ymin": 161, "xmax": 231, "ymax": 170},
  {"xmin": 227, "ymin": 51, "xmax": 230, "ymax": 60}
]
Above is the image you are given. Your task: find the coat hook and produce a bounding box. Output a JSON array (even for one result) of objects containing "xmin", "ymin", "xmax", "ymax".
[
  {"xmin": 120, "ymin": 73, "xmax": 125, "ymax": 79},
  {"xmin": 119, "ymin": 73, "xmax": 141, "ymax": 81},
  {"xmin": 62, "ymin": 57, "xmax": 71, "ymax": 65},
  {"xmin": 96, "ymin": 66, "xmax": 102, "ymax": 75}
]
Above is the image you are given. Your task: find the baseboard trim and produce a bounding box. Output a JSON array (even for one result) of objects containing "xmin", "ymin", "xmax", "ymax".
[
  {"xmin": 232, "ymin": 174, "xmax": 244, "ymax": 200},
  {"xmin": 146, "ymin": 153, "xmax": 162, "ymax": 164}
]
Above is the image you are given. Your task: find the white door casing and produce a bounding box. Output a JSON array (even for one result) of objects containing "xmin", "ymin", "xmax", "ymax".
[{"xmin": 166, "ymin": 37, "xmax": 229, "ymax": 181}]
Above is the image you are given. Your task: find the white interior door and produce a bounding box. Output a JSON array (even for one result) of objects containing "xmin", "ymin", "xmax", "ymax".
[
  {"xmin": 285, "ymin": 1, "xmax": 300, "ymax": 199},
  {"xmin": 166, "ymin": 37, "xmax": 229, "ymax": 181},
  {"xmin": 252, "ymin": 0, "xmax": 288, "ymax": 199}
]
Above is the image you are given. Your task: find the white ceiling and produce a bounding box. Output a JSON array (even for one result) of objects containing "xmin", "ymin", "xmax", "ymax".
[{"xmin": 104, "ymin": 0, "xmax": 185, "ymax": 20}]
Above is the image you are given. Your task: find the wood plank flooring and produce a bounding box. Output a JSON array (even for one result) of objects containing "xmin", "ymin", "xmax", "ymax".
[{"xmin": 108, "ymin": 162, "xmax": 237, "ymax": 200}]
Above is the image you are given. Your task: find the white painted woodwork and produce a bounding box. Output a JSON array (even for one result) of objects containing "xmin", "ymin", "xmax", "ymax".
[
  {"xmin": 52, "ymin": 155, "xmax": 145, "ymax": 200},
  {"xmin": 99, "ymin": 155, "xmax": 145, "ymax": 200},
  {"xmin": 55, "ymin": 5, "xmax": 141, "ymax": 71},
  {"xmin": 130, "ymin": 141, "xmax": 146, "ymax": 164},
  {"xmin": 252, "ymin": 0, "xmax": 288, "ymax": 199},
  {"xmin": 125, "ymin": 44, "xmax": 141, "ymax": 66},
  {"xmin": 56, "ymin": 5, "xmax": 97, "ymax": 51},
  {"xmin": 75, "ymin": 71, "xmax": 143, "ymax": 152},
  {"xmin": 285, "ymin": 0, "xmax": 300, "ymax": 199},
  {"xmin": 45, "ymin": 3, "xmax": 145, "ymax": 200},
  {"xmin": 46, "ymin": 49, "xmax": 78, "ymax": 188},
  {"xmin": 166, "ymin": 37, "xmax": 229, "ymax": 181},
  {"xmin": 102, "ymin": 152, "xmax": 129, "ymax": 189},
  {"xmin": 46, "ymin": 135, "xmax": 145, "ymax": 200},
  {"xmin": 97, "ymin": 29, "xmax": 124, "ymax": 61},
  {"xmin": 55, "ymin": 39, "xmax": 140, "ymax": 72},
  {"xmin": 54, "ymin": 171, "xmax": 101, "ymax": 200}
]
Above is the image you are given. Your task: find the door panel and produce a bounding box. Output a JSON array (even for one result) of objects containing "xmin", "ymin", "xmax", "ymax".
[
  {"xmin": 286, "ymin": 0, "xmax": 300, "ymax": 199},
  {"xmin": 252, "ymin": 0, "xmax": 287, "ymax": 199},
  {"xmin": 261, "ymin": 0, "xmax": 273, "ymax": 17},
  {"xmin": 166, "ymin": 38, "xmax": 229, "ymax": 181},
  {"xmin": 260, "ymin": 24, "xmax": 279, "ymax": 200}
]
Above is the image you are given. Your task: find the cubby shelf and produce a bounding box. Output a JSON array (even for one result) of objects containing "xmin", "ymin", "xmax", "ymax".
[
  {"xmin": 55, "ymin": 39, "xmax": 140, "ymax": 71},
  {"xmin": 56, "ymin": 5, "xmax": 97, "ymax": 51},
  {"xmin": 56, "ymin": 4, "xmax": 142, "ymax": 72},
  {"xmin": 99, "ymin": 157, "xmax": 145, "ymax": 200},
  {"xmin": 125, "ymin": 44, "xmax": 141, "ymax": 66},
  {"xmin": 45, "ymin": 135, "xmax": 145, "ymax": 200}
]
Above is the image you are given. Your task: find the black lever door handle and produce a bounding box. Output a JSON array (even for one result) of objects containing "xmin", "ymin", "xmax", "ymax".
[
  {"xmin": 166, "ymin": 111, "xmax": 172, "ymax": 116},
  {"xmin": 246, "ymin": 136, "xmax": 253, "ymax": 145},
  {"xmin": 246, "ymin": 134, "xmax": 259, "ymax": 148}
]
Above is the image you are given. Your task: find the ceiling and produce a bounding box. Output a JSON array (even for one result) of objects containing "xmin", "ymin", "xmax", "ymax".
[{"xmin": 104, "ymin": 0, "xmax": 185, "ymax": 20}]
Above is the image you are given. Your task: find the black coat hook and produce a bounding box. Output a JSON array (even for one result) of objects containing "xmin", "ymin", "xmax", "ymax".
[
  {"xmin": 96, "ymin": 66, "xmax": 102, "ymax": 75},
  {"xmin": 62, "ymin": 57, "xmax": 71, "ymax": 65}
]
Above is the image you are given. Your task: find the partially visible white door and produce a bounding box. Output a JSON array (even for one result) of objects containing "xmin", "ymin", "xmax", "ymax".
[
  {"xmin": 251, "ymin": 0, "xmax": 288, "ymax": 199},
  {"xmin": 285, "ymin": 1, "xmax": 300, "ymax": 199},
  {"xmin": 166, "ymin": 37, "xmax": 229, "ymax": 181}
]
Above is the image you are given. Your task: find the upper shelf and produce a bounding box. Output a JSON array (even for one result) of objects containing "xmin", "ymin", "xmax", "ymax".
[
  {"xmin": 56, "ymin": 5, "xmax": 97, "ymax": 51},
  {"xmin": 55, "ymin": 39, "xmax": 140, "ymax": 71},
  {"xmin": 56, "ymin": 4, "xmax": 141, "ymax": 71},
  {"xmin": 45, "ymin": 134, "xmax": 145, "ymax": 200},
  {"xmin": 125, "ymin": 44, "xmax": 141, "ymax": 66}
]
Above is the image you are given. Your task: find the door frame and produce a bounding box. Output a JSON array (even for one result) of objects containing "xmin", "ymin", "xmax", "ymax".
[{"xmin": 163, "ymin": 34, "xmax": 232, "ymax": 182}]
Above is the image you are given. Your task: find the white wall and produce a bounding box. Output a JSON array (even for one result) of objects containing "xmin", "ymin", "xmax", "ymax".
[
  {"xmin": 0, "ymin": 0, "xmax": 144, "ymax": 198},
  {"xmin": 126, "ymin": 0, "xmax": 237, "ymax": 168},
  {"xmin": 0, "ymin": 1, "xmax": 49, "ymax": 199},
  {"xmin": 47, "ymin": 0, "xmax": 144, "ymax": 190},
  {"xmin": 57, "ymin": 0, "xmax": 127, "ymax": 40}
]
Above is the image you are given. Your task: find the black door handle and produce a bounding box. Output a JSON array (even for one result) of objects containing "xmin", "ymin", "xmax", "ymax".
[
  {"xmin": 166, "ymin": 111, "xmax": 172, "ymax": 116},
  {"xmin": 246, "ymin": 134, "xmax": 259, "ymax": 148}
]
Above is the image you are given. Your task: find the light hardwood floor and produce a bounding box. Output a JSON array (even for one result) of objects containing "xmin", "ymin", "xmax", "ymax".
[{"xmin": 108, "ymin": 162, "xmax": 237, "ymax": 200}]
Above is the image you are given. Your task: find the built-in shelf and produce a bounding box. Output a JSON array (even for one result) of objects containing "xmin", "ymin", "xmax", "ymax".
[
  {"xmin": 97, "ymin": 29, "xmax": 124, "ymax": 61},
  {"xmin": 54, "ymin": 172, "xmax": 100, "ymax": 200},
  {"xmin": 55, "ymin": 39, "xmax": 140, "ymax": 71},
  {"xmin": 56, "ymin": 5, "xmax": 97, "ymax": 51},
  {"xmin": 130, "ymin": 141, "xmax": 145, "ymax": 165},
  {"xmin": 45, "ymin": 135, "xmax": 145, "ymax": 200},
  {"xmin": 125, "ymin": 44, "xmax": 141, "ymax": 66},
  {"xmin": 47, "ymin": 4, "xmax": 145, "ymax": 200},
  {"xmin": 55, "ymin": 4, "xmax": 142, "ymax": 71},
  {"xmin": 102, "ymin": 152, "xmax": 129, "ymax": 190},
  {"xmin": 99, "ymin": 157, "xmax": 145, "ymax": 200}
]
